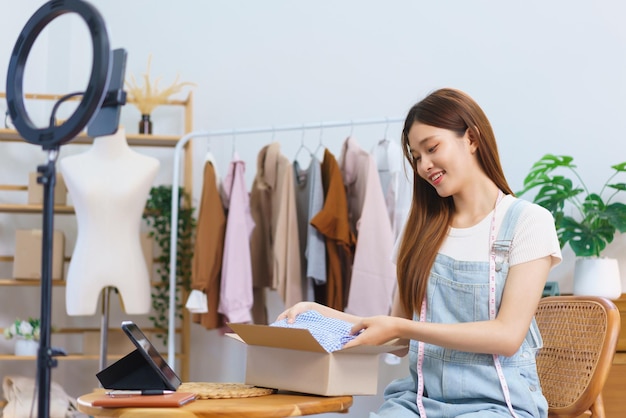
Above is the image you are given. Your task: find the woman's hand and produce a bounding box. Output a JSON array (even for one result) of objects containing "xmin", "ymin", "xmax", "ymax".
[
  {"xmin": 277, "ymin": 302, "xmax": 364, "ymax": 325},
  {"xmin": 343, "ymin": 315, "xmax": 405, "ymax": 349},
  {"xmin": 275, "ymin": 301, "xmax": 319, "ymax": 323}
]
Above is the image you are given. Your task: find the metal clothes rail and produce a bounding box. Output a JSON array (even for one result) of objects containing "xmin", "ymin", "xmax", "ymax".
[{"xmin": 166, "ymin": 116, "xmax": 404, "ymax": 367}]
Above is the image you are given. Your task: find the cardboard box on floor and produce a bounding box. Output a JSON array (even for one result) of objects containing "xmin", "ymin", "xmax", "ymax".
[
  {"xmin": 227, "ymin": 323, "xmax": 405, "ymax": 396},
  {"xmin": 28, "ymin": 172, "xmax": 67, "ymax": 206},
  {"xmin": 13, "ymin": 229, "xmax": 65, "ymax": 280}
]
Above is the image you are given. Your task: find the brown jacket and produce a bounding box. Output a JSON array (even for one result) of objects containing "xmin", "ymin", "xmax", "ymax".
[
  {"xmin": 310, "ymin": 148, "xmax": 355, "ymax": 311},
  {"xmin": 190, "ymin": 161, "xmax": 226, "ymax": 329}
]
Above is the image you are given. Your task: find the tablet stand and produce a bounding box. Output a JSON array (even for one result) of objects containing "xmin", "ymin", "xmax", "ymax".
[{"xmin": 96, "ymin": 349, "xmax": 173, "ymax": 390}]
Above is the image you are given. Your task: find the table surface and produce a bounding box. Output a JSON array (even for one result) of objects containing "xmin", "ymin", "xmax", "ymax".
[{"xmin": 77, "ymin": 391, "xmax": 353, "ymax": 417}]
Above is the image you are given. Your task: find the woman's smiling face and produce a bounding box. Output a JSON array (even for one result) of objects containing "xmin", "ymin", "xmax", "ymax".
[{"xmin": 407, "ymin": 122, "xmax": 479, "ymax": 198}]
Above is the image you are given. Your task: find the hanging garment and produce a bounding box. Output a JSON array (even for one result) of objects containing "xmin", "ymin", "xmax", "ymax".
[
  {"xmin": 293, "ymin": 157, "xmax": 326, "ymax": 301},
  {"xmin": 371, "ymin": 139, "xmax": 413, "ymax": 241},
  {"xmin": 250, "ymin": 142, "xmax": 302, "ymax": 324},
  {"xmin": 218, "ymin": 154, "xmax": 255, "ymax": 324},
  {"xmin": 188, "ymin": 157, "xmax": 226, "ymax": 329},
  {"xmin": 310, "ymin": 148, "xmax": 355, "ymax": 311},
  {"xmin": 339, "ymin": 136, "xmax": 396, "ymax": 317}
]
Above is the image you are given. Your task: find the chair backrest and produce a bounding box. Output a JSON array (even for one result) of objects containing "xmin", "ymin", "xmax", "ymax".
[{"xmin": 535, "ymin": 295, "xmax": 621, "ymax": 417}]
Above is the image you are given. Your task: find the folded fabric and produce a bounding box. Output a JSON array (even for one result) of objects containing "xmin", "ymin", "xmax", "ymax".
[
  {"xmin": 185, "ymin": 290, "xmax": 209, "ymax": 314},
  {"xmin": 270, "ymin": 310, "xmax": 358, "ymax": 352}
]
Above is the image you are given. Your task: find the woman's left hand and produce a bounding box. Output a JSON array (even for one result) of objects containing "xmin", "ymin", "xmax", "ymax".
[{"xmin": 343, "ymin": 315, "xmax": 403, "ymax": 349}]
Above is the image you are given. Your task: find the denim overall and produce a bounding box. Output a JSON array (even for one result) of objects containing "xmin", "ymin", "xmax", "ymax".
[{"xmin": 372, "ymin": 199, "xmax": 548, "ymax": 418}]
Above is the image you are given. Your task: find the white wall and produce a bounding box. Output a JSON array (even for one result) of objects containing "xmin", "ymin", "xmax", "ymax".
[{"xmin": 0, "ymin": 1, "xmax": 625, "ymax": 416}]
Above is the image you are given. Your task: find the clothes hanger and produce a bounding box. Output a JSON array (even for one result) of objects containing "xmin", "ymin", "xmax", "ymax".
[
  {"xmin": 378, "ymin": 117, "xmax": 391, "ymax": 145},
  {"xmin": 313, "ymin": 123, "xmax": 325, "ymax": 159},
  {"xmin": 294, "ymin": 125, "xmax": 313, "ymax": 165},
  {"xmin": 231, "ymin": 129, "xmax": 238, "ymax": 159},
  {"xmin": 204, "ymin": 136, "xmax": 213, "ymax": 161}
]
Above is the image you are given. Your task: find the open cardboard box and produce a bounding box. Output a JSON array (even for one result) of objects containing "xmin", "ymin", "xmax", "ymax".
[{"xmin": 227, "ymin": 323, "xmax": 405, "ymax": 396}]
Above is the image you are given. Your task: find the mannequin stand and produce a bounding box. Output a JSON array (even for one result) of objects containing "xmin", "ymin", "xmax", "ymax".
[{"xmin": 99, "ymin": 287, "xmax": 112, "ymax": 374}]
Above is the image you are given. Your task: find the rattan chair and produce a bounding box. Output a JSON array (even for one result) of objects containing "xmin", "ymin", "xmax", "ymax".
[{"xmin": 535, "ymin": 295, "xmax": 621, "ymax": 418}]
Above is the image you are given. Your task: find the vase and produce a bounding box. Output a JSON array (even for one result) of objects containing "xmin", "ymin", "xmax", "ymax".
[
  {"xmin": 573, "ymin": 257, "xmax": 622, "ymax": 300},
  {"xmin": 14, "ymin": 338, "xmax": 38, "ymax": 356},
  {"xmin": 139, "ymin": 114, "xmax": 152, "ymax": 134}
]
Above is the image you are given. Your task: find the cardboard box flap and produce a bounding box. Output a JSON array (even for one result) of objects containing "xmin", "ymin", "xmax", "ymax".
[
  {"xmin": 228, "ymin": 323, "xmax": 327, "ymax": 353},
  {"xmin": 339, "ymin": 343, "xmax": 404, "ymax": 354},
  {"xmin": 341, "ymin": 337, "xmax": 407, "ymax": 354}
]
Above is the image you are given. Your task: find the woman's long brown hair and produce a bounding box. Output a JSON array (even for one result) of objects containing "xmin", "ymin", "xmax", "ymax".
[{"xmin": 397, "ymin": 88, "xmax": 514, "ymax": 317}]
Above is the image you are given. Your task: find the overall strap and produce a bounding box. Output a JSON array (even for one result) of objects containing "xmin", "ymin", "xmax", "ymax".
[{"xmin": 495, "ymin": 198, "xmax": 528, "ymax": 244}]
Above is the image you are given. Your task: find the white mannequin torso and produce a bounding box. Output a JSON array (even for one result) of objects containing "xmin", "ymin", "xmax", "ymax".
[{"xmin": 59, "ymin": 127, "xmax": 160, "ymax": 316}]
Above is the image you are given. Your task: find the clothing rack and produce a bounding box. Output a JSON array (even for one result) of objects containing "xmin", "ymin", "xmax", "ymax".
[{"xmin": 166, "ymin": 116, "xmax": 404, "ymax": 367}]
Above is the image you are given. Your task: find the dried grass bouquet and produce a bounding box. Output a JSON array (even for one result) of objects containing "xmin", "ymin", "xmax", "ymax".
[{"xmin": 125, "ymin": 54, "xmax": 195, "ymax": 116}]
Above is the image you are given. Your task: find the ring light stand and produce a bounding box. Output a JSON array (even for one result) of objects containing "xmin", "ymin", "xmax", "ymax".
[{"xmin": 5, "ymin": 1, "xmax": 126, "ymax": 416}]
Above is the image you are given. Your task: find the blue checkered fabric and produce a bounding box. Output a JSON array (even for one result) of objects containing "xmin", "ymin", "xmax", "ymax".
[{"xmin": 270, "ymin": 310, "xmax": 358, "ymax": 352}]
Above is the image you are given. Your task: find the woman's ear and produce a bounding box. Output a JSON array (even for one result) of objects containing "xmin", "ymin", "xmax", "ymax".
[{"xmin": 466, "ymin": 127, "xmax": 480, "ymax": 153}]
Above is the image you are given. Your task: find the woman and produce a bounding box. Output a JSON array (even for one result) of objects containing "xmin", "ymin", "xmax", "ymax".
[{"xmin": 278, "ymin": 88, "xmax": 561, "ymax": 417}]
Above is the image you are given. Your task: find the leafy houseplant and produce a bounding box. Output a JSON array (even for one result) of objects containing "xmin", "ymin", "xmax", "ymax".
[
  {"xmin": 143, "ymin": 185, "xmax": 196, "ymax": 345},
  {"xmin": 517, "ymin": 154, "xmax": 626, "ymax": 257}
]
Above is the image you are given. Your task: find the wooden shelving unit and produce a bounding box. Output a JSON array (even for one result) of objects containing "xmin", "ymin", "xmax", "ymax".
[{"xmin": 0, "ymin": 91, "xmax": 194, "ymax": 381}]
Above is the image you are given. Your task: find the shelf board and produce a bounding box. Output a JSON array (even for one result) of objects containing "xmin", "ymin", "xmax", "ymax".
[
  {"xmin": 0, "ymin": 279, "xmax": 168, "ymax": 287},
  {"xmin": 0, "ymin": 203, "xmax": 74, "ymax": 214},
  {"xmin": 0, "ymin": 185, "xmax": 27, "ymax": 191},
  {"xmin": 0, "ymin": 278, "xmax": 66, "ymax": 286},
  {"xmin": 1, "ymin": 353, "xmax": 184, "ymax": 361},
  {"xmin": 0, "ymin": 326, "xmax": 180, "ymax": 335},
  {"xmin": 0, "ymin": 128, "xmax": 181, "ymax": 147},
  {"xmin": 0, "ymin": 203, "xmax": 171, "ymax": 219}
]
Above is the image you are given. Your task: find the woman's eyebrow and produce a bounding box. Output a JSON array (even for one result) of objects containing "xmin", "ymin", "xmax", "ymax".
[{"xmin": 410, "ymin": 135, "xmax": 438, "ymax": 152}]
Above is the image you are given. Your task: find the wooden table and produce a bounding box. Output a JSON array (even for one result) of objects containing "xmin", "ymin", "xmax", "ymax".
[{"xmin": 77, "ymin": 391, "xmax": 353, "ymax": 417}]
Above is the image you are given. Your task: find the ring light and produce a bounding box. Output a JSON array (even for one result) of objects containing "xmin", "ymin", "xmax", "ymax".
[
  {"xmin": 5, "ymin": 0, "xmax": 111, "ymax": 149},
  {"xmin": 5, "ymin": 1, "xmax": 124, "ymax": 416}
]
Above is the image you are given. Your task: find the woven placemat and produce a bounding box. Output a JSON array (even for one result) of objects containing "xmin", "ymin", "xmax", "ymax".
[{"xmin": 177, "ymin": 382, "xmax": 276, "ymax": 399}]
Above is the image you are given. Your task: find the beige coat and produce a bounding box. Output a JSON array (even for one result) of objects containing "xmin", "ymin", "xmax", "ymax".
[{"xmin": 250, "ymin": 142, "xmax": 302, "ymax": 323}]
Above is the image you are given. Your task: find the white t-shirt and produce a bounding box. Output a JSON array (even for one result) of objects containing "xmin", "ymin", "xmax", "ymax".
[{"xmin": 440, "ymin": 194, "xmax": 562, "ymax": 266}]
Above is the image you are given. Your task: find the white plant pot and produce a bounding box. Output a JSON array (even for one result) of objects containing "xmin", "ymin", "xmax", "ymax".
[
  {"xmin": 573, "ymin": 257, "xmax": 622, "ymax": 300},
  {"xmin": 14, "ymin": 338, "xmax": 38, "ymax": 356}
]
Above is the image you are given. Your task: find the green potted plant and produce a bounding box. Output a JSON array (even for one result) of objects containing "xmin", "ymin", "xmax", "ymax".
[
  {"xmin": 517, "ymin": 154, "xmax": 626, "ymax": 298},
  {"xmin": 143, "ymin": 185, "xmax": 196, "ymax": 345}
]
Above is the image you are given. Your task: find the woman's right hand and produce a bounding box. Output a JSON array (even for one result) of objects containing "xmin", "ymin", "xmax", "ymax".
[{"xmin": 276, "ymin": 301, "xmax": 320, "ymax": 323}]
